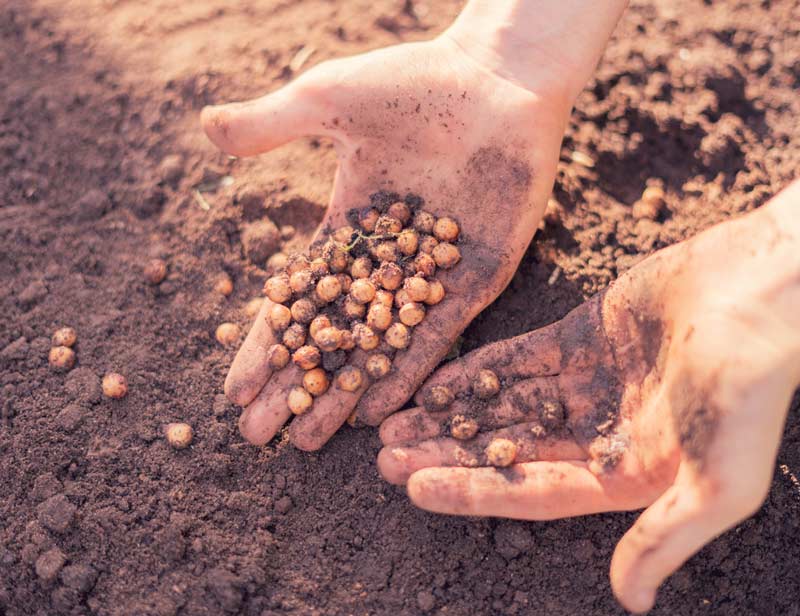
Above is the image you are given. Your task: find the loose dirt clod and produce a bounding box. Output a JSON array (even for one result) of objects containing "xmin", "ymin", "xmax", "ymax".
[
  {"xmin": 287, "ymin": 386, "xmax": 313, "ymax": 415},
  {"xmin": 486, "ymin": 438, "xmax": 517, "ymax": 467},
  {"xmin": 51, "ymin": 327, "xmax": 77, "ymax": 348},
  {"xmin": 215, "ymin": 322, "xmax": 241, "ymax": 345},
  {"xmin": 424, "ymin": 385, "xmax": 454, "ymax": 412},
  {"xmin": 48, "ymin": 346, "xmax": 76, "ymax": 371},
  {"xmin": 451, "ymin": 415, "xmax": 479, "ymax": 440},
  {"xmin": 336, "ymin": 366, "xmax": 364, "ymax": 392},
  {"xmin": 143, "ymin": 258, "xmax": 167, "ymax": 285},
  {"xmin": 165, "ymin": 423, "xmax": 193, "ymax": 449},
  {"xmin": 102, "ymin": 373, "xmax": 128, "ymax": 399},
  {"xmin": 473, "ymin": 369, "xmax": 500, "ymax": 399}
]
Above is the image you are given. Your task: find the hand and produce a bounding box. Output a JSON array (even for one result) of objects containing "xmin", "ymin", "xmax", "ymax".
[
  {"xmin": 200, "ymin": 10, "xmax": 596, "ymax": 450},
  {"xmin": 378, "ymin": 184, "xmax": 800, "ymax": 612}
]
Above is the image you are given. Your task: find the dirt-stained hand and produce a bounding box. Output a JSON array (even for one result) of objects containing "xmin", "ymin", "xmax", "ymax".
[
  {"xmin": 378, "ymin": 184, "xmax": 800, "ymax": 613},
  {"xmin": 201, "ymin": 34, "xmax": 574, "ymax": 451}
]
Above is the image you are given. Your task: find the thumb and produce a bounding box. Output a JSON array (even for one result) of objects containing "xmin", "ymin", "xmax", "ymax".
[
  {"xmin": 609, "ymin": 474, "xmax": 753, "ymax": 614},
  {"xmin": 201, "ymin": 76, "xmax": 332, "ymax": 157}
]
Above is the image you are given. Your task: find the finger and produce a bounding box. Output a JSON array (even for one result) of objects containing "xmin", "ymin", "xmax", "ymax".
[
  {"xmin": 354, "ymin": 298, "xmax": 459, "ymax": 426},
  {"xmin": 379, "ymin": 407, "xmax": 446, "ymax": 445},
  {"xmin": 381, "ymin": 376, "xmax": 561, "ymax": 445},
  {"xmin": 288, "ymin": 351, "xmax": 369, "ymax": 451},
  {"xmin": 610, "ymin": 479, "xmax": 745, "ymax": 613},
  {"xmin": 378, "ymin": 422, "xmax": 585, "ymax": 485},
  {"xmin": 356, "ymin": 241, "xmax": 513, "ymax": 426},
  {"xmin": 238, "ymin": 365, "xmax": 303, "ymax": 445},
  {"xmin": 201, "ymin": 76, "xmax": 332, "ymax": 157},
  {"xmin": 224, "ymin": 298, "xmax": 277, "ymax": 406},
  {"xmin": 412, "ymin": 322, "xmax": 562, "ymax": 407},
  {"xmin": 407, "ymin": 460, "xmax": 642, "ymax": 519}
]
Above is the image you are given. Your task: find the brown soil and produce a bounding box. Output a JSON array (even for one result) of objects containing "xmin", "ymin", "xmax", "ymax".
[{"xmin": 2, "ymin": 1, "xmax": 799, "ymax": 615}]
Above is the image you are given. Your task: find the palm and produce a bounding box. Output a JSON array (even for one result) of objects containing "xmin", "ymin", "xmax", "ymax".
[
  {"xmin": 202, "ymin": 37, "xmax": 570, "ymax": 450},
  {"xmin": 378, "ymin": 209, "xmax": 799, "ymax": 612}
]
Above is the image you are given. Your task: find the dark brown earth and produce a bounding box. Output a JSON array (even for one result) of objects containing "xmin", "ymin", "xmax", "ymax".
[{"xmin": 2, "ymin": 1, "xmax": 800, "ymax": 615}]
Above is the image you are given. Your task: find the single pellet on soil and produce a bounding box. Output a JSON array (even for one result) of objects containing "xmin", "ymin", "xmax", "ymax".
[
  {"xmin": 143, "ymin": 258, "xmax": 167, "ymax": 285},
  {"xmin": 102, "ymin": 373, "xmax": 128, "ymax": 399},
  {"xmin": 52, "ymin": 327, "xmax": 77, "ymax": 348},
  {"xmin": 215, "ymin": 322, "xmax": 241, "ymax": 345},
  {"xmin": 165, "ymin": 423, "xmax": 193, "ymax": 449},
  {"xmin": 49, "ymin": 346, "xmax": 76, "ymax": 371}
]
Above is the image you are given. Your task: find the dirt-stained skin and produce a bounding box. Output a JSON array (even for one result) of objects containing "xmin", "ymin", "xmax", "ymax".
[{"xmin": 384, "ymin": 248, "xmax": 726, "ymax": 479}]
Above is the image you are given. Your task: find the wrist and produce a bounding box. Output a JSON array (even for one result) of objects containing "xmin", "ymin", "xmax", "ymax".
[
  {"xmin": 443, "ymin": 0, "xmax": 628, "ymax": 105},
  {"xmin": 752, "ymin": 184, "xmax": 800, "ymax": 373}
]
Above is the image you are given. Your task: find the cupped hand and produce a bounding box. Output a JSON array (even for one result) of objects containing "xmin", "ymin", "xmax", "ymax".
[
  {"xmin": 378, "ymin": 189, "xmax": 800, "ymax": 612},
  {"xmin": 202, "ymin": 34, "xmax": 572, "ymax": 450}
]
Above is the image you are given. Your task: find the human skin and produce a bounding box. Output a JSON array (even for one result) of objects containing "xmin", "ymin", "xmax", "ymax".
[
  {"xmin": 378, "ymin": 180, "xmax": 800, "ymax": 613},
  {"xmin": 201, "ymin": 0, "xmax": 628, "ymax": 450}
]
